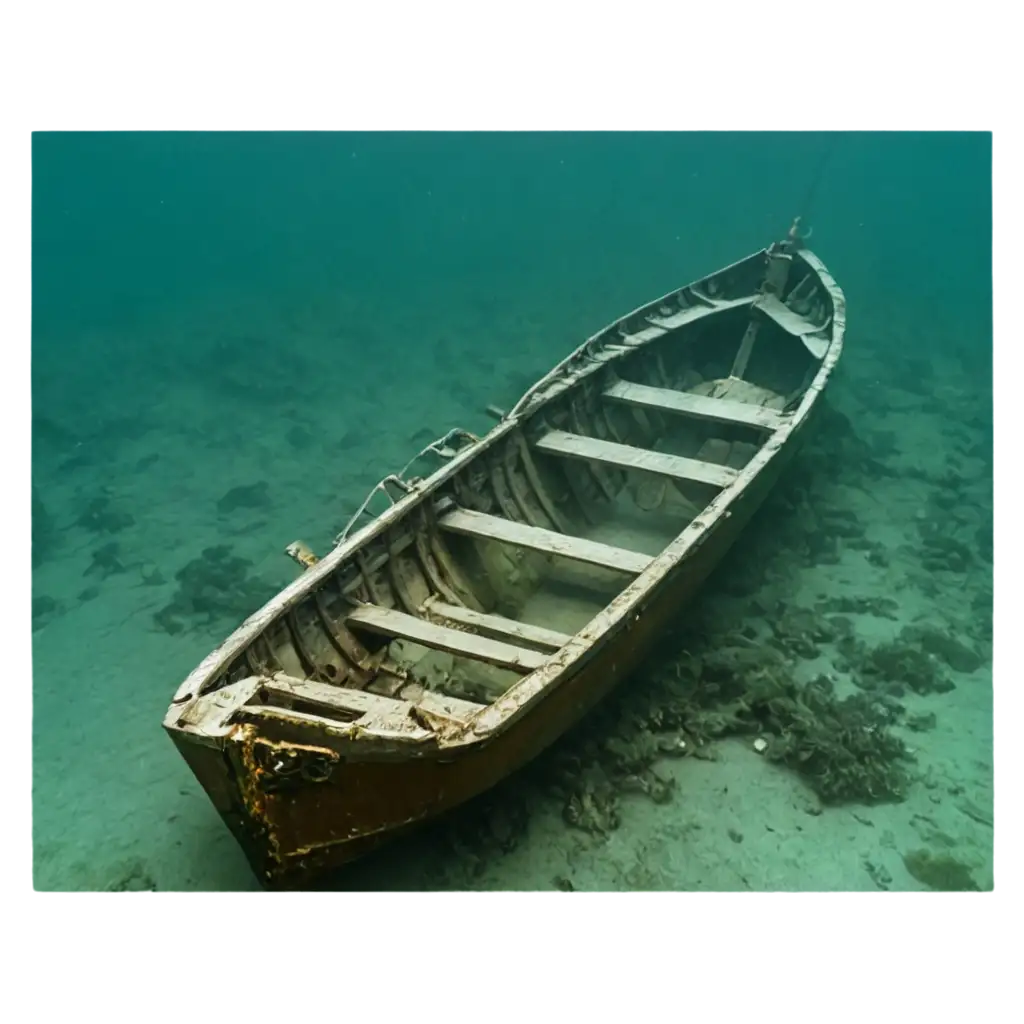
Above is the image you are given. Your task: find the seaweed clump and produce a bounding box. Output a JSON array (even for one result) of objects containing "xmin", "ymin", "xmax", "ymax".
[
  {"xmin": 749, "ymin": 676, "xmax": 913, "ymax": 804},
  {"xmin": 546, "ymin": 633, "xmax": 915, "ymax": 839},
  {"xmin": 653, "ymin": 658, "xmax": 913, "ymax": 805},
  {"xmin": 901, "ymin": 624, "xmax": 985, "ymax": 674},
  {"xmin": 841, "ymin": 635, "xmax": 954, "ymax": 697},
  {"xmin": 153, "ymin": 544, "xmax": 278, "ymax": 635}
]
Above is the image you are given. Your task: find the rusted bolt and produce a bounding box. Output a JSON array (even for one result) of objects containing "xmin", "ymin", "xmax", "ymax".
[{"xmin": 302, "ymin": 758, "xmax": 333, "ymax": 783}]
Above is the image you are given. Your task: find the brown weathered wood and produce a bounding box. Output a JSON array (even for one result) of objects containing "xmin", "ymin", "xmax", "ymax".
[
  {"xmin": 603, "ymin": 379, "xmax": 785, "ymax": 431},
  {"xmin": 534, "ymin": 430, "xmax": 738, "ymax": 489},
  {"xmin": 423, "ymin": 597, "xmax": 572, "ymax": 651},
  {"xmin": 415, "ymin": 689, "xmax": 486, "ymax": 724},
  {"xmin": 438, "ymin": 507, "xmax": 651, "ymax": 575},
  {"xmin": 346, "ymin": 604, "xmax": 548, "ymax": 673}
]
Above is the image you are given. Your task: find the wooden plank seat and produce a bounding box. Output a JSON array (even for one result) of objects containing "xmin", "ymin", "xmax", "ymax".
[
  {"xmin": 256, "ymin": 673, "xmax": 485, "ymax": 729},
  {"xmin": 754, "ymin": 293, "xmax": 830, "ymax": 358},
  {"xmin": 534, "ymin": 430, "xmax": 738, "ymax": 489},
  {"xmin": 259, "ymin": 673, "xmax": 408, "ymax": 716},
  {"xmin": 438, "ymin": 507, "xmax": 652, "ymax": 575},
  {"xmin": 423, "ymin": 597, "xmax": 572, "ymax": 652},
  {"xmin": 347, "ymin": 604, "xmax": 548, "ymax": 673},
  {"xmin": 603, "ymin": 378, "xmax": 785, "ymax": 432}
]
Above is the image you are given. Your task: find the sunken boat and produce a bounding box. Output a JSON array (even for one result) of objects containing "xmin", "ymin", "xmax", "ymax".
[{"xmin": 164, "ymin": 219, "xmax": 846, "ymax": 888}]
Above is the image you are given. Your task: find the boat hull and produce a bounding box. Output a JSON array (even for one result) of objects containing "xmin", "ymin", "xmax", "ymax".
[{"xmin": 190, "ymin": 401, "xmax": 819, "ymax": 889}]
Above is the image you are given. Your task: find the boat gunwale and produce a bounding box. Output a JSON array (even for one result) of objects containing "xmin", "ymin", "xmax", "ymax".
[{"xmin": 164, "ymin": 247, "xmax": 844, "ymax": 743}]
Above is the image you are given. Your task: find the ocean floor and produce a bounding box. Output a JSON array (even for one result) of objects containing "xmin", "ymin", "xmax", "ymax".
[{"xmin": 31, "ymin": 283, "xmax": 993, "ymax": 892}]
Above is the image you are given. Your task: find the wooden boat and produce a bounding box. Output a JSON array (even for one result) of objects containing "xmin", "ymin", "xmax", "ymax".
[{"xmin": 163, "ymin": 219, "xmax": 846, "ymax": 888}]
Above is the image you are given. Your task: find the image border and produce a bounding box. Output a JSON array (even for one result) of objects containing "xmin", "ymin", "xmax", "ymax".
[{"xmin": 4, "ymin": 8, "xmax": 1019, "ymax": 1015}]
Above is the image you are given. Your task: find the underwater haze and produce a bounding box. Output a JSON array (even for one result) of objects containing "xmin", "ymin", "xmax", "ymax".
[{"xmin": 32, "ymin": 132, "xmax": 993, "ymax": 891}]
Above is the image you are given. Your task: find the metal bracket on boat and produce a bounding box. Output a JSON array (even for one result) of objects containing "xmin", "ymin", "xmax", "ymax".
[
  {"xmin": 254, "ymin": 739, "xmax": 340, "ymax": 788},
  {"xmin": 407, "ymin": 428, "xmax": 480, "ymax": 465},
  {"xmin": 783, "ymin": 215, "xmax": 812, "ymax": 251},
  {"xmin": 334, "ymin": 428, "xmax": 481, "ymax": 546},
  {"xmin": 335, "ymin": 474, "xmax": 416, "ymax": 546}
]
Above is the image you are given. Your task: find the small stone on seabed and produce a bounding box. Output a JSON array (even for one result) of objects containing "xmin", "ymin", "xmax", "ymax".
[{"xmin": 752, "ymin": 738, "xmax": 768, "ymax": 754}]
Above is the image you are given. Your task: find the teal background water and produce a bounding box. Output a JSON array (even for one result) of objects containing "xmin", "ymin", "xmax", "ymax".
[
  {"xmin": 34, "ymin": 132, "xmax": 990, "ymax": 344},
  {"xmin": 31, "ymin": 132, "xmax": 993, "ymax": 891}
]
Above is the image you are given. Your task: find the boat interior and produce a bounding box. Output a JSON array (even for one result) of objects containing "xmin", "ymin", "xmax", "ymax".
[{"xmin": 196, "ymin": 255, "xmax": 837, "ymax": 739}]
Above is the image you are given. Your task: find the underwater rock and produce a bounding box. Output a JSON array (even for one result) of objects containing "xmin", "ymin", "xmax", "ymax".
[
  {"xmin": 901, "ymin": 625, "xmax": 984, "ymax": 674},
  {"xmin": 905, "ymin": 712, "xmax": 937, "ymax": 732},
  {"xmin": 851, "ymin": 637, "xmax": 955, "ymax": 696},
  {"xmin": 975, "ymin": 521, "xmax": 993, "ymax": 563},
  {"xmin": 32, "ymin": 594, "xmax": 60, "ymax": 631},
  {"xmin": 217, "ymin": 481, "xmax": 271, "ymax": 515},
  {"xmin": 475, "ymin": 796, "xmax": 529, "ymax": 855},
  {"xmin": 866, "ymin": 547, "xmax": 890, "ymax": 568},
  {"xmin": 816, "ymin": 595, "xmax": 899, "ymax": 620},
  {"xmin": 140, "ymin": 563, "xmax": 167, "ymax": 587},
  {"xmin": 154, "ymin": 544, "xmax": 279, "ymax": 634},
  {"xmin": 863, "ymin": 859, "xmax": 893, "ymax": 891},
  {"xmin": 916, "ymin": 520, "xmax": 974, "ymax": 573},
  {"xmin": 106, "ymin": 859, "xmax": 158, "ymax": 892},
  {"xmin": 553, "ymin": 875, "xmax": 575, "ymax": 892},
  {"xmin": 769, "ymin": 605, "xmax": 837, "ymax": 658},
  {"xmin": 75, "ymin": 494, "xmax": 135, "ymax": 535},
  {"xmin": 699, "ymin": 643, "xmax": 786, "ymax": 684},
  {"xmin": 84, "ymin": 541, "xmax": 128, "ymax": 579},
  {"xmin": 32, "ymin": 485, "xmax": 58, "ymax": 568},
  {"xmin": 285, "ymin": 425, "xmax": 314, "ymax": 451},
  {"xmin": 901, "ymin": 849, "xmax": 979, "ymax": 892},
  {"xmin": 562, "ymin": 787, "xmax": 620, "ymax": 837}
]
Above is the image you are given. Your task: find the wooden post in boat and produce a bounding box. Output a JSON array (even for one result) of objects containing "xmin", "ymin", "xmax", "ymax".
[{"xmin": 729, "ymin": 215, "xmax": 805, "ymax": 380}]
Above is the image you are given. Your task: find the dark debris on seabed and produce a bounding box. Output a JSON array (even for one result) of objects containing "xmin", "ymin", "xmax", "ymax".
[{"xmin": 152, "ymin": 544, "xmax": 282, "ymax": 636}]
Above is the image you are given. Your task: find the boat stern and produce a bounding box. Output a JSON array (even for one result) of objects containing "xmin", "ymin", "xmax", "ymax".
[{"xmin": 163, "ymin": 677, "xmax": 496, "ymax": 887}]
